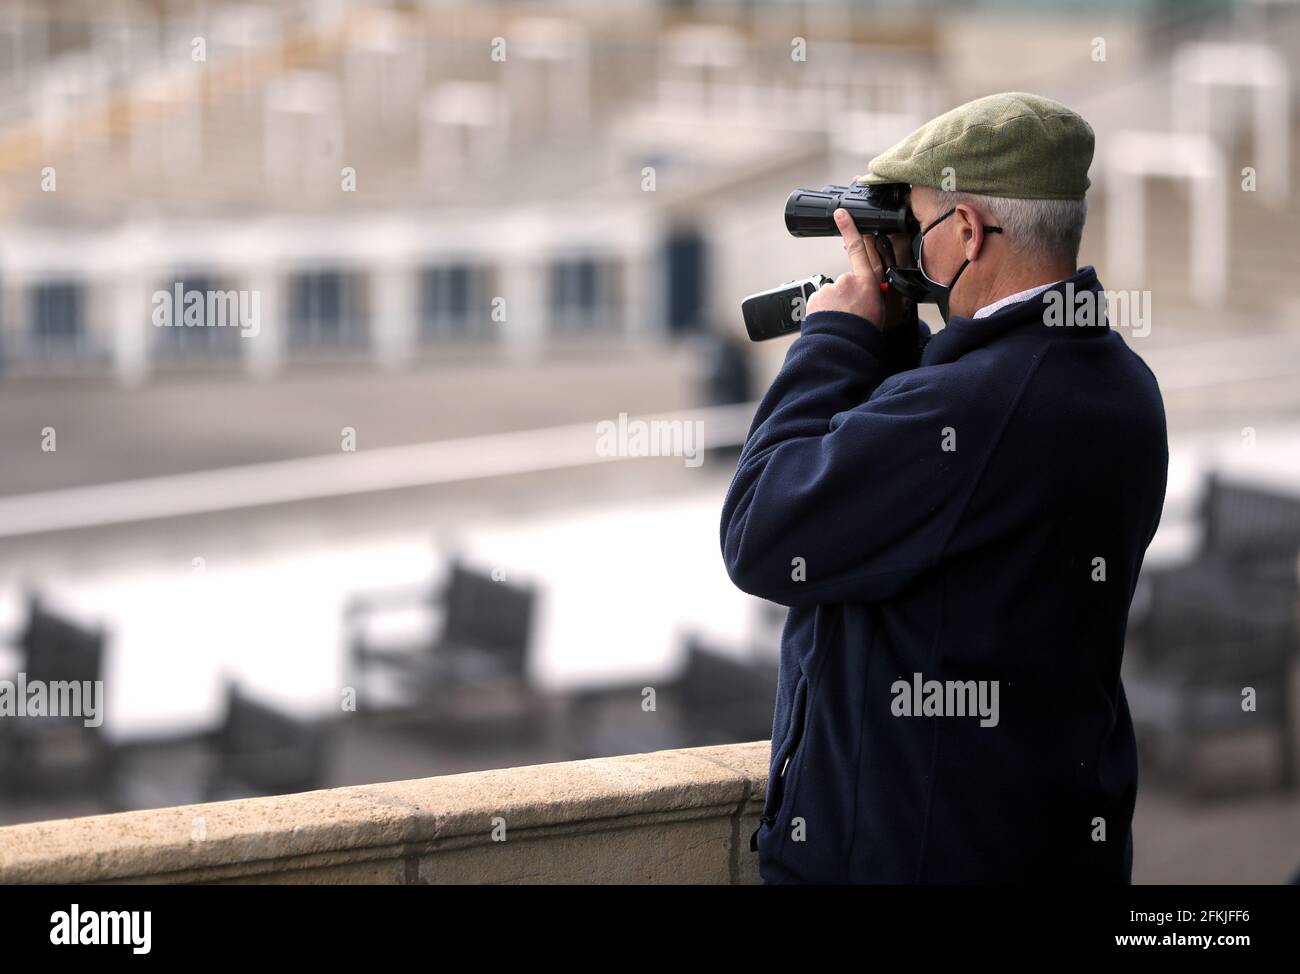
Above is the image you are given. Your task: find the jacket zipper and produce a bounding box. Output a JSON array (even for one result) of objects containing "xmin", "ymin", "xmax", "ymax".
[
  {"xmin": 754, "ymin": 754, "xmax": 790, "ymax": 847},
  {"xmin": 749, "ymin": 743, "xmax": 796, "ymax": 851}
]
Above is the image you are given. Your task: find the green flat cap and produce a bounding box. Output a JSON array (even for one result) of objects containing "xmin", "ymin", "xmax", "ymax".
[{"xmin": 856, "ymin": 91, "xmax": 1094, "ymax": 200}]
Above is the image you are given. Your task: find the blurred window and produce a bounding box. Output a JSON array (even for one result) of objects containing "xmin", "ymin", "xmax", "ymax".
[
  {"xmin": 548, "ymin": 257, "xmax": 620, "ymax": 334},
  {"xmin": 419, "ymin": 264, "xmax": 496, "ymax": 342},
  {"xmin": 288, "ymin": 269, "xmax": 368, "ymax": 351},
  {"xmin": 151, "ymin": 274, "xmax": 244, "ymax": 364},
  {"xmin": 29, "ymin": 280, "xmax": 84, "ymax": 361}
]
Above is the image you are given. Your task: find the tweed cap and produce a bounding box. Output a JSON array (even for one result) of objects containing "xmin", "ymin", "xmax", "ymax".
[{"xmin": 856, "ymin": 91, "xmax": 1094, "ymax": 200}]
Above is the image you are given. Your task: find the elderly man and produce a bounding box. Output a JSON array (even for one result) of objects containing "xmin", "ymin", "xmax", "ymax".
[{"xmin": 720, "ymin": 92, "xmax": 1168, "ymax": 883}]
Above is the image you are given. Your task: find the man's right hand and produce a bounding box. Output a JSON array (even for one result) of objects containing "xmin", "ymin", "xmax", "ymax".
[{"xmin": 804, "ymin": 208, "xmax": 888, "ymax": 328}]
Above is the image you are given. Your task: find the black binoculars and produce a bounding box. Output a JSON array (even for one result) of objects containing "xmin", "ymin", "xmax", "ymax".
[{"xmin": 741, "ymin": 181, "xmax": 929, "ymax": 341}]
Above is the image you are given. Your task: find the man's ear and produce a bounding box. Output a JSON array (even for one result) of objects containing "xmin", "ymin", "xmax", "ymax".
[{"xmin": 955, "ymin": 203, "xmax": 986, "ymax": 261}]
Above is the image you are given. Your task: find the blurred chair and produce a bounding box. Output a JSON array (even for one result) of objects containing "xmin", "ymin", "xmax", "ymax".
[
  {"xmin": 566, "ymin": 635, "xmax": 777, "ymax": 759},
  {"xmin": 111, "ymin": 681, "xmax": 336, "ymax": 810},
  {"xmin": 205, "ymin": 681, "xmax": 335, "ymax": 801},
  {"xmin": 346, "ymin": 558, "xmax": 540, "ymax": 726},
  {"xmin": 1126, "ymin": 473, "xmax": 1300, "ymax": 794},
  {"xmin": 1197, "ymin": 471, "xmax": 1300, "ymax": 580},
  {"xmin": 675, "ymin": 636, "xmax": 778, "ymax": 745},
  {"xmin": 0, "ymin": 594, "xmax": 113, "ymax": 799}
]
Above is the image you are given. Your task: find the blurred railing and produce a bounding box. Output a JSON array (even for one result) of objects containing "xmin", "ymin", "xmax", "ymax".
[
  {"xmin": 0, "ymin": 741, "xmax": 768, "ymax": 884},
  {"xmin": 0, "ymin": 402, "xmax": 756, "ymax": 537}
]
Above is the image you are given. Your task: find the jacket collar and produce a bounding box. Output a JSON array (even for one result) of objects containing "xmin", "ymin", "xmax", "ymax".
[{"xmin": 921, "ymin": 265, "xmax": 1108, "ymax": 367}]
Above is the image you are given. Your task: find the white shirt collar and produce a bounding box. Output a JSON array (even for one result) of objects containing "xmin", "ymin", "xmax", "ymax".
[{"xmin": 972, "ymin": 279, "xmax": 1064, "ymax": 319}]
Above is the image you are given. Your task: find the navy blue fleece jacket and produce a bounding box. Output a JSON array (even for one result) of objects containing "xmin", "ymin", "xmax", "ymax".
[{"xmin": 720, "ymin": 265, "xmax": 1168, "ymax": 884}]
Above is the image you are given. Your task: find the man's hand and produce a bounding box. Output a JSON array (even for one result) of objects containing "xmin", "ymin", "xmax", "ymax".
[{"xmin": 805, "ymin": 208, "xmax": 887, "ymax": 329}]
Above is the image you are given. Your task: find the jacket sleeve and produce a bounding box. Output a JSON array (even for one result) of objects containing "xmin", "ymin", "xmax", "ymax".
[{"xmin": 719, "ymin": 309, "xmax": 981, "ymax": 606}]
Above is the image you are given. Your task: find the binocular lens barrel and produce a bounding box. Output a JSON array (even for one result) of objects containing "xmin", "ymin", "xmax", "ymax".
[{"xmin": 784, "ymin": 186, "xmax": 912, "ymax": 237}]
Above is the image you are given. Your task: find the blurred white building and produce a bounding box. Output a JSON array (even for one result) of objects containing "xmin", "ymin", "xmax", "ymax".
[{"xmin": 0, "ymin": 0, "xmax": 1294, "ymax": 383}]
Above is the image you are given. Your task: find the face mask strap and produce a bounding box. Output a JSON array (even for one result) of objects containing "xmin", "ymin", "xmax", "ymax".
[
  {"xmin": 939, "ymin": 224, "xmax": 1002, "ymax": 319},
  {"xmin": 922, "ymin": 208, "xmax": 957, "ymax": 235},
  {"xmin": 914, "ymin": 208, "xmax": 1004, "ymax": 285},
  {"xmin": 882, "ymin": 207, "xmax": 1005, "ymax": 315}
]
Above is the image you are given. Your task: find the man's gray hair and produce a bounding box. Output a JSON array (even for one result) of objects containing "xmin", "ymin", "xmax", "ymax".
[{"xmin": 931, "ymin": 190, "xmax": 1088, "ymax": 266}]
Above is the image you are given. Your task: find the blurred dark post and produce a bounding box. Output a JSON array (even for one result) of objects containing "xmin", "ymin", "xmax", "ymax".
[{"xmin": 691, "ymin": 325, "xmax": 753, "ymax": 467}]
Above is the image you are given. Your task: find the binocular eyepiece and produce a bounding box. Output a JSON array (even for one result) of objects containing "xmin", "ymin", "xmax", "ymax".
[{"xmin": 740, "ymin": 181, "xmax": 922, "ymax": 342}]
